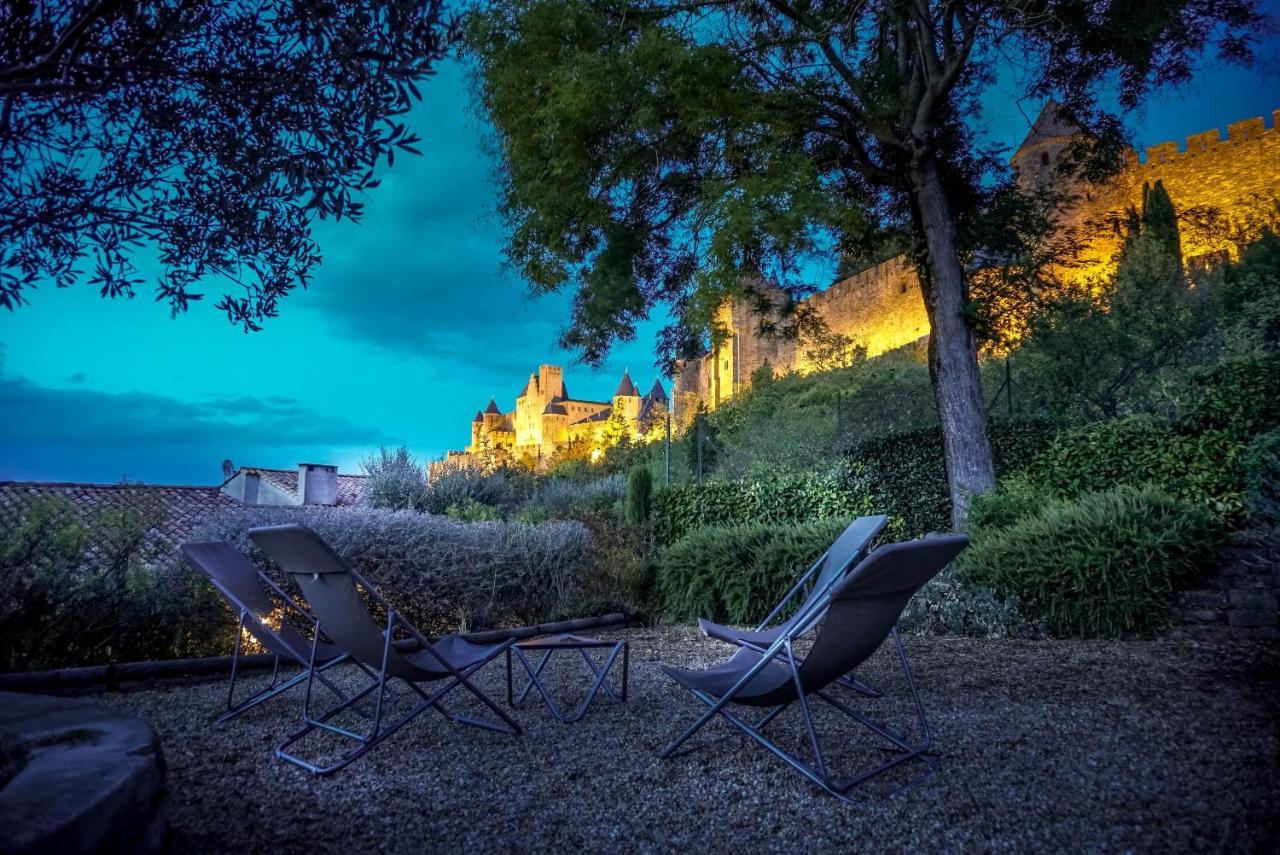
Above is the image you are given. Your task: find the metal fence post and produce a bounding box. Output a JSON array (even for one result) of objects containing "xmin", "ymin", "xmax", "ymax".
[{"xmin": 664, "ymin": 414, "xmax": 671, "ymax": 487}]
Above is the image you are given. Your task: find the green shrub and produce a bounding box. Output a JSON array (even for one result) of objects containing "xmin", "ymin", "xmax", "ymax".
[
  {"xmin": 656, "ymin": 518, "xmax": 850, "ymax": 623},
  {"xmin": 846, "ymin": 417, "xmax": 1061, "ymax": 535},
  {"xmin": 966, "ymin": 474, "xmax": 1059, "ymax": 532},
  {"xmin": 0, "ymin": 497, "xmax": 230, "ymax": 670},
  {"xmin": 362, "ymin": 445, "xmax": 428, "ymax": 511},
  {"xmin": 518, "ymin": 474, "xmax": 626, "ymax": 520},
  {"xmin": 897, "ymin": 571, "xmax": 1034, "ymax": 638},
  {"xmin": 196, "ymin": 505, "xmax": 593, "ymax": 633},
  {"xmin": 653, "ymin": 472, "xmax": 872, "ymax": 545},
  {"xmin": 1034, "ymin": 415, "xmax": 1245, "ymax": 520},
  {"xmin": 625, "ymin": 466, "xmax": 653, "ymax": 523},
  {"xmin": 957, "ymin": 486, "xmax": 1220, "ymax": 638},
  {"xmin": 445, "ymin": 498, "xmax": 503, "ymax": 522},
  {"xmin": 1177, "ymin": 353, "xmax": 1280, "ymax": 439},
  {"xmin": 1242, "ymin": 429, "xmax": 1280, "ymax": 524},
  {"xmin": 422, "ymin": 469, "xmax": 512, "ymax": 515}
]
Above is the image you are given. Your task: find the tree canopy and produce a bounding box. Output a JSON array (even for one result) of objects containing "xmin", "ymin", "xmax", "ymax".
[
  {"xmin": 466, "ymin": 0, "xmax": 1263, "ymax": 525},
  {"xmin": 1, "ymin": 0, "xmax": 453, "ymax": 329}
]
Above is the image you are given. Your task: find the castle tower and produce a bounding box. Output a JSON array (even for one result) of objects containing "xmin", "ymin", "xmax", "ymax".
[
  {"xmin": 1010, "ymin": 100, "xmax": 1081, "ymax": 190},
  {"xmin": 538, "ymin": 364, "xmax": 565, "ymax": 401},
  {"xmin": 613, "ymin": 369, "xmax": 642, "ymax": 422},
  {"xmin": 481, "ymin": 398, "xmax": 503, "ymax": 432},
  {"xmin": 469, "ymin": 410, "xmax": 483, "ymax": 451}
]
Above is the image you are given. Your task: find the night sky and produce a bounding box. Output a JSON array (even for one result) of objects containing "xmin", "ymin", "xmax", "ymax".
[{"xmin": 2, "ymin": 45, "xmax": 1278, "ymax": 486}]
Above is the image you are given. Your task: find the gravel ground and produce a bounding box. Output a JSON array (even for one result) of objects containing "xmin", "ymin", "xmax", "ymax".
[{"xmin": 100, "ymin": 626, "xmax": 1278, "ymax": 853}]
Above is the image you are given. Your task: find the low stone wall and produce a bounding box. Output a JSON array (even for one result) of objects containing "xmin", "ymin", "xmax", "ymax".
[
  {"xmin": 0, "ymin": 692, "xmax": 166, "ymax": 854},
  {"xmin": 1176, "ymin": 527, "xmax": 1280, "ymax": 639}
]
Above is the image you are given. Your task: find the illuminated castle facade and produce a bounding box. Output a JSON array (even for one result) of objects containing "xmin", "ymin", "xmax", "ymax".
[
  {"xmin": 447, "ymin": 364, "xmax": 668, "ymax": 468},
  {"xmin": 674, "ymin": 103, "xmax": 1280, "ymax": 418}
]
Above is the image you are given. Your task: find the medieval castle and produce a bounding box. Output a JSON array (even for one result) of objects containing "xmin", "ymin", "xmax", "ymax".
[
  {"xmin": 445, "ymin": 365, "xmax": 668, "ymax": 468},
  {"xmin": 445, "ymin": 103, "xmax": 1280, "ymax": 462},
  {"xmin": 672, "ymin": 103, "xmax": 1280, "ymax": 417}
]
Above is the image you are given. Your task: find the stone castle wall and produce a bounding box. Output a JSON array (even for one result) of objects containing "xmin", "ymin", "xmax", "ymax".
[
  {"xmin": 675, "ymin": 107, "xmax": 1280, "ymax": 419},
  {"xmin": 1061, "ymin": 109, "xmax": 1280, "ymax": 277}
]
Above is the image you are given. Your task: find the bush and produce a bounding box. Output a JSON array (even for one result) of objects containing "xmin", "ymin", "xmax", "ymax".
[
  {"xmin": 897, "ymin": 571, "xmax": 1034, "ymax": 638},
  {"xmin": 625, "ymin": 466, "xmax": 653, "ymax": 524},
  {"xmin": 0, "ymin": 497, "xmax": 229, "ymax": 670},
  {"xmin": 1177, "ymin": 353, "xmax": 1280, "ymax": 439},
  {"xmin": 195, "ymin": 505, "xmax": 593, "ymax": 633},
  {"xmin": 653, "ymin": 472, "xmax": 872, "ymax": 545},
  {"xmin": 1242, "ymin": 429, "xmax": 1280, "ymax": 524},
  {"xmin": 966, "ymin": 474, "xmax": 1059, "ymax": 532},
  {"xmin": 362, "ymin": 445, "xmax": 428, "ymax": 511},
  {"xmin": 422, "ymin": 468, "xmax": 512, "ymax": 515},
  {"xmin": 656, "ymin": 518, "xmax": 851, "ymax": 624},
  {"xmin": 519, "ymin": 474, "xmax": 626, "ymax": 520},
  {"xmin": 846, "ymin": 417, "xmax": 1061, "ymax": 535},
  {"xmin": 957, "ymin": 486, "xmax": 1220, "ymax": 638},
  {"xmin": 444, "ymin": 499, "xmax": 503, "ymax": 522},
  {"xmin": 1034, "ymin": 415, "xmax": 1245, "ymax": 521}
]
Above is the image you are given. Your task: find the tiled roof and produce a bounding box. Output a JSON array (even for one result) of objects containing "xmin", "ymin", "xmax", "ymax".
[
  {"xmin": 236, "ymin": 468, "xmax": 368, "ymax": 506},
  {"xmin": 0, "ymin": 481, "xmax": 239, "ymax": 563},
  {"xmin": 484, "ymin": 398, "xmax": 502, "ymax": 415},
  {"xmin": 572, "ymin": 409, "xmax": 612, "ymax": 425}
]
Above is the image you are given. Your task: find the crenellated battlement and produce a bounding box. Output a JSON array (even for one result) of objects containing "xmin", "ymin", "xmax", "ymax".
[{"xmin": 1135, "ymin": 110, "xmax": 1278, "ymax": 166}]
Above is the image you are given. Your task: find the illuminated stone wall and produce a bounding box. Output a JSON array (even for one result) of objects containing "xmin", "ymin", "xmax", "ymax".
[
  {"xmin": 1048, "ymin": 110, "xmax": 1280, "ymax": 282},
  {"xmin": 674, "ymin": 107, "xmax": 1280, "ymax": 420}
]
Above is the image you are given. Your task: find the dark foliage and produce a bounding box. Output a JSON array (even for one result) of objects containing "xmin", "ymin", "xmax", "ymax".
[
  {"xmin": 846, "ymin": 418, "xmax": 1062, "ymax": 536},
  {"xmin": 959, "ymin": 486, "xmax": 1220, "ymax": 638},
  {"xmin": 0, "ymin": 0, "xmax": 452, "ymax": 327}
]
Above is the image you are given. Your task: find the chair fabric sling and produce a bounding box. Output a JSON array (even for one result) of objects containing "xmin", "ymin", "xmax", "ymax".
[
  {"xmin": 696, "ymin": 514, "xmax": 887, "ymax": 695},
  {"xmin": 180, "ymin": 541, "xmax": 362, "ymax": 724},
  {"xmin": 659, "ymin": 534, "xmax": 969, "ymax": 801},
  {"xmin": 247, "ymin": 523, "xmax": 521, "ymax": 775}
]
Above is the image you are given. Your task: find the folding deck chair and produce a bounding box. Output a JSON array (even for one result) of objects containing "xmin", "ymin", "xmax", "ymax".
[
  {"xmin": 659, "ymin": 534, "xmax": 969, "ymax": 801},
  {"xmin": 248, "ymin": 524, "xmax": 521, "ymax": 775},
  {"xmin": 181, "ymin": 541, "xmax": 367, "ymax": 724},
  {"xmin": 697, "ymin": 514, "xmax": 887, "ymax": 695}
]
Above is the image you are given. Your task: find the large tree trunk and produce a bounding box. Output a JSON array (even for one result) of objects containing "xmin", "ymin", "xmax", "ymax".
[{"xmin": 908, "ymin": 155, "xmax": 996, "ymax": 529}]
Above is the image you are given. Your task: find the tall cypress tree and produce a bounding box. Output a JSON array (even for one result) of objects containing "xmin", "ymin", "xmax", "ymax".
[{"xmin": 1141, "ymin": 180, "xmax": 1183, "ymax": 270}]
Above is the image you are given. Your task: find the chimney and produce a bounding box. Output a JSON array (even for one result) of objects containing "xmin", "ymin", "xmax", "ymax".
[
  {"xmin": 298, "ymin": 463, "xmax": 338, "ymax": 506},
  {"xmin": 221, "ymin": 459, "xmax": 236, "ymax": 480}
]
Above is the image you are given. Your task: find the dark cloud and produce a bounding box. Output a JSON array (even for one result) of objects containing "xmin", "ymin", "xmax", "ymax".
[
  {"xmin": 67, "ymin": 372, "xmax": 87, "ymax": 383},
  {"xmin": 299, "ymin": 61, "xmax": 660, "ymax": 381},
  {"xmin": 0, "ymin": 373, "xmax": 392, "ymax": 484}
]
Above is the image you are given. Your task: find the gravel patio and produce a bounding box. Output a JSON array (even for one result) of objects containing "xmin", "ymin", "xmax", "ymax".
[{"xmin": 102, "ymin": 626, "xmax": 1278, "ymax": 852}]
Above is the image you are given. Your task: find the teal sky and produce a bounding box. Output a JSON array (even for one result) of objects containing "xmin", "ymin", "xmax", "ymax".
[{"xmin": 2, "ymin": 45, "xmax": 1279, "ymax": 486}]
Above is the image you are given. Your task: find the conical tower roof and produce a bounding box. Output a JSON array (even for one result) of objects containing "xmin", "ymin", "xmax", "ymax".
[
  {"xmin": 472, "ymin": 410, "xmax": 484, "ymax": 423},
  {"xmin": 614, "ymin": 369, "xmax": 639, "ymax": 398},
  {"xmin": 484, "ymin": 398, "xmax": 501, "ymax": 415},
  {"xmin": 645, "ymin": 378, "xmax": 668, "ymax": 402},
  {"xmin": 1015, "ymin": 100, "xmax": 1080, "ymax": 155}
]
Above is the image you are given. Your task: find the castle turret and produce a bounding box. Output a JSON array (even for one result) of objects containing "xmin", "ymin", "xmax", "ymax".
[
  {"xmin": 469, "ymin": 410, "xmax": 484, "ymax": 450},
  {"xmin": 482, "ymin": 397, "xmax": 503, "ymax": 432},
  {"xmin": 1010, "ymin": 100, "xmax": 1081, "ymax": 190},
  {"xmin": 613, "ymin": 369, "xmax": 642, "ymax": 421}
]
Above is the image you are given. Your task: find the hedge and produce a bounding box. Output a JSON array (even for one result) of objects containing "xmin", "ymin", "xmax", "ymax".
[
  {"xmin": 1177, "ymin": 352, "xmax": 1280, "ymax": 439},
  {"xmin": 652, "ymin": 472, "xmax": 872, "ymax": 545},
  {"xmin": 958, "ymin": 485, "xmax": 1220, "ymax": 638},
  {"xmin": 656, "ymin": 518, "xmax": 851, "ymax": 623},
  {"xmin": 845, "ymin": 417, "xmax": 1061, "ymax": 536},
  {"xmin": 1033, "ymin": 415, "xmax": 1245, "ymax": 521},
  {"xmin": 196, "ymin": 505, "xmax": 594, "ymax": 634}
]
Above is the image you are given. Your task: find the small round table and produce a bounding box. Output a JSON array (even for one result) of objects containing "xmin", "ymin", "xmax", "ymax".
[{"xmin": 505, "ymin": 634, "xmax": 629, "ymax": 723}]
